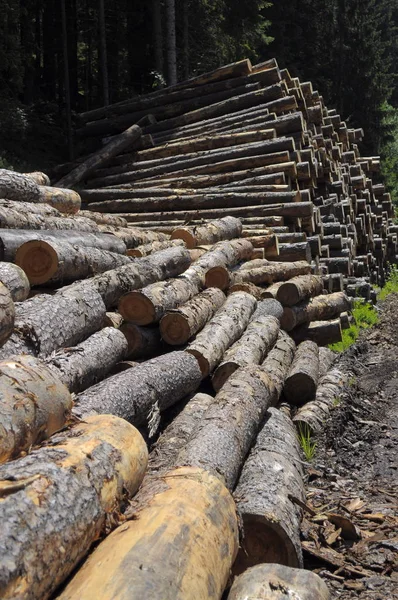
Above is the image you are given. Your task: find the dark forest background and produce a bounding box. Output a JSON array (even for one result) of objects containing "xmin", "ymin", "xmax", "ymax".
[{"xmin": 0, "ymin": 0, "xmax": 397, "ymax": 201}]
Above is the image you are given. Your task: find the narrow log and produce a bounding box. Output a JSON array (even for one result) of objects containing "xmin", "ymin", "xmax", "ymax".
[
  {"xmin": 268, "ymin": 242, "xmax": 311, "ymax": 263},
  {"xmin": 0, "ymin": 262, "xmax": 30, "ymax": 302},
  {"xmin": 291, "ymin": 318, "xmax": 343, "ymax": 346},
  {"xmin": 102, "ymin": 312, "xmax": 123, "ymax": 328},
  {"xmin": 79, "ymin": 211, "xmax": 128, "ymax": 228},
  {"xmin": 228, "ymin": 281, "xmax": 265, "ymax": 299},
  {"xmin": 0, "ymin": 198, "xmax": 61, "ymax": 217},
  {"xmin": 212, "ymin": 312, "xmax": 280, "ymax": 391},
  {"xmin": 160, "ymin": 287, "xmax": 226, "ymax": 345},
  {"xmin": 260, "ymin": 330, "xmax": 296, "ymax": 400},
  {"xmin": 15, "ymin": 239, "xmax": 131, "ymax": 285},
  {"xmin": 171, "ymin": 216, "xmax": 242, "ymax": 248},
  {"xmin": 23, "ymin": 171, "xmax": 50, "ymax": 185},
  {"xmin": 57, "ymin": 467, "xmax": 238, "ymax": 600},
  {"xmin": 98, "ymin": 225, "xmax": 168, "ymax": 248},
  {"xmin": 39, "ymin": 186, "xmax": 81, "ymax": 214},
  {"xmin": 283, "ymin": 340, "xmax": 319, "ymax": 405},
  {"xmin": 261, "ymin": 281, "xmax": 284, "ymax": 299},
  {"xmin": 231, "ymin": 261, "xmax": 312, "ymax": 287},
  {"xmin": 47, "ymin": 327, "xmax": 128, "ymax": 393},
  {"xmin": 233, "ymin": 408, "xmax": 305, "ymax": 572},
  {"xmin": 73, "ymin": 352, "xmax": 202, "ymax": 433},
  {"xmin": 120, "ymin": 323, "xmax": 162, "ymax": 359},
  {"xmin": 128, "ymin": 239, "xmax": 185, "ymax": 257},
  {"xmin": 281, "ymin": 292, "xmax": 350, "ymax": 331},
  {"xmin": 186, "ymin": 291, "xmax": 257, "ymax": 377},
  {"xmin": 276, "ymin": 274, "xmax": 323, "ymax": 306},
  {"xmin": 0, "ymin": 415, "xmax": 148, "ymax": 600},
  {"xmin": 55, "ymin": 124, "xmax": 142, "ymax": 188},
  {"xmin": 0, "ymin": 206, "xmax": 100, "ymax": 232},
  {"xmin": 252, "ymin": 298, "xmax": 284, "ymax": 322},
  {"xmin": 228, "ymin": 564, "xmax": 330, "ymax": 600},
  {"xmin": 318, "ymin": 346, "xmax": 336, "ymax": 378},
  {"xmin": 0, "ymin": 283, "xmax": 15, "ymax": 348},
  {"xmin": 0, "ymin": 355, "xmax": 72, "ymax": 463}
]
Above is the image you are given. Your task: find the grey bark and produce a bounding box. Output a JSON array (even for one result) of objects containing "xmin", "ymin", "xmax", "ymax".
[
  {"xmin": 0, "ymin": 263, "xmax": 30, "ymax": 302},
  {"xmin": 283, "ymin": 340, "xmax": 319, "ymax": 405}
]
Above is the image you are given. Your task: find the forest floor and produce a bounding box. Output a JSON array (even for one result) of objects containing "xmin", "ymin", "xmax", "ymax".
[{"xmin": 302, "ymin": 293, "xmax": 398, "ymax": 599}]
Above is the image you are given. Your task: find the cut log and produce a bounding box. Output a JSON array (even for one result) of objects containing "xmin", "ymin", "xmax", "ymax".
[
  {"xmin": 46, "ymin": 327, "xmax": 128, "ymax": 393},
  {"xmin": 171, "ymin": 216, "xmax": 242, "ymax": 248},
  {"xmin": 268, "ymin": 242, "xmax": 311, "ymax": 263},
  {"xmin": 0, "ymin": 283, "xmax": 15, "ymax": 348},
  {"xmin": 0, "ymin": 262, "xmax": 30, "ymax": 302},
  {"xmin": 57, "ymin": 467, "xmax": 238, "ymax": 600},
  {"xmin": 212, "ymin": 312, "xmax": 280, "ymax": 391},
  {"xmin": 228, "ymin": 281, "xmax": 266, "ymax": 299},
  {"xmin": 230, "ymin": 261, "xmax": 312, "ymax": 287},
  {"xmin": 0, "ymin": 206, "xmax": 100, "ymax": 232},
  {"xmin": 24, "ymin": 171, "xmax": 51, "ymax": 185},
  {"xmin": 283, "ymin": 340, "xmax": 319, "ymax": 405},
  {"xmin": 186, "ymin": 291, "xmax": 257, "ymax": 377},
  {"xmin": 318, "ymin": 346, "xmax": 336, "ymax": 378},
  {"xmin": 73, "ymin": 351, "xmax": 202, "ymax": 433},
  {"xmin": 0, "ymin": 198, "xmax": 61, "ymax": 217},
  {"xmin": 98, "ymin": 225, "xmax": 168, "ymax": 248},
  {"xmin": 120, "ymin": 323, "xmax": 162, "ymax": 359},
  {"xmin": 55, "ymin": 124, "xmax": 143, "ymax": 188},
  {"xmin": 261, "ymin": 280, "xmax": 284, "ymax": 299},
  {"xmin": 160, "ymin": 287, "xmax": 226, "ymax": 345},
  {"xmin": 109, "ymin": 360, "xmax": 138, "ymax": 374},
  {"xmin": 281, "ymin": 292, "xmax": 350, "ymax": 331},
  {"xmin": 39, "ymin": 186, "xmax": 81, "ymax": 214},
  {"xmin": 0, "ymin": 415, "xmax": 148, "ymax": 600},
  {"xmin": 276, "ymin": 274, "xmax": 323, "ymax": 306},
  {"xmin": 252, "ymin": 298, "xmax": 284, "ymax": 322},
  {"xmin": 260, "ymin": 330, "xmax": 296, "ymax": 401},
  {"xmin": 0, "ymin": 355, "xmax": 72, "ymax": 463},
  {"xmin": 102, "ymin": 312, "xmax": 123, "ymax": 328},
  {"xmin": 0, "ymin": 168, "xmax": 43, "ymax": 202},
  {"xmin": 291, "ymin": 318, "xmax": 343, "ymax": 346},
  {"xmin": 148, "ymin": 393, "xmax": 214, "ymax": 473},
  {"xmin": 228, "ymin": 564, "xmax": 330, "ymax": 600},
  {"xmin": 233, "ymin": 408, "xmax": 305, "ymax": 572},
  {"xmin": 79, "ymin": 211, "xmax": 128, "ymax": 228},
  {"xmin": 128, "ymin": 239, "xmax": 185, "ymax": 257}
]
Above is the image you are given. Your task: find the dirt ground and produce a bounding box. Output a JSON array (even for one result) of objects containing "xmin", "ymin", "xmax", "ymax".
[{"xmin": 302, "ymin": 293, "xmax": 398, "ymax": 599}]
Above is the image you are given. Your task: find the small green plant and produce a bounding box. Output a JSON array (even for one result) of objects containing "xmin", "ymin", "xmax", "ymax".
[
  {"xmin": 297, "ymin": 423, "xmax": 317, "ymax": 461},
  {"xmin": 378, "ymin": 265, "xmax": 398, "ymax": 300},
  {"xmin": 329, "ymin": 299, "xmax": 378, "ymax": 352},
  {"xmin": 333, "ymin": 396, "xmax": 342, "ymax": 406}
]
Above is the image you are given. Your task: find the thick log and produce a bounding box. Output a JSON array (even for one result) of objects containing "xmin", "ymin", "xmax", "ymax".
[
  {"xmin": 128, "ymin": 239, "xmax": 185, "ymax": 257},
  {"xmin": 291, "ymin": 318, "xmax": 343, "ymax": 346},
  {"xmin": 0, "ymin": 206, "xmax": 100, "ymax": 232},
  {"xmin": 57, "ymin": 466, "xmax": 238, "ymax": 600},
  {"xmin": 0, "ymin": 198, "xmax": 61, "ymax": 217},
  {"xmin": 73, "ymin": 352, "xmax": 202, "ymax": 433},
  {"xmin": 268, "ymin": 242, "xmax": 311, "ymax": 263},
  {"xmin": 160, "ymin": 287, "xmax": 226, "ymax": 345},
  {"xmin": 102, "ymin": 311, "xmax": 123, "ymax": 328},
  {"xmin": 283, "ymin": 340, "xmax": 319, "ymax": 405},
  {"xmin": 0, "ymin": 285, "xmax": 105, "ymax": 360},
  {"xmin": 242, "ymin": 234, "xmax": 279, "ymax": 255},
  {"xmin": 261, "ymin": 280, "xmax": 284, "ymax": 299},
  {"xmin": 15, "ymin": 239, "xmax": 131, "ymax": 285},
  {"xmin": 0, "ymin": 284, "xmax": 15, "ymax": 348},
  {"xmin": 47, "ymin": 327, "xmax": 128, "ymax": 393},
  {"xmin": 0, "ymin": 415, "xmax": 148, "ymax": 600},
  {"xmin": 233, "ymin": 408, "xmax": 305, "ymax": 572},
  {"xmin": 228, "ymin": 282, "xmax": 266, "ymax": 299},
  {"xmin": 171, "ymin": 216, "xmax": 242, "ymax": 248},
  {"xmin": 281, "ymin": 291, "xmax": 350, "ymax": 331},
  {"xmin": 79, "ymin": 211, "xmax": 128, "ymax": 228},
  {"xmin": 231, "ymin": 261, "xmax": 312, "ymax": 287},
  {"xmin": 55, "ymin": 124, "xmax": 142, "ymax": 188},
  {"xmin": 0, "ymin": 228, "xmax": 127, "ymax": 262},
  {"xmin": 0, "ymin": 262, "xmax": 30, "ymax": 302},
  {"xmin": 212, "ymin": 312, "xmax": 280, "ymax": 391},
  {"xmin": 120, "ymin": 323, "xmax": 162, "ymax": 359},
  {"xmin": 251, "ymin": 298, "xmax": 284, "ymax": 322},
  {"xmin": 186, "ymin": 291, "xmax": 257, "ymax": 377},
  {"xmin": 0, "ymin": 355, "xmax": 72, "ymax": 463},
  {"xmin": 228, "ymin": 564, "xmax": 330, "ymax": 600},
  {"xmin": 318, "ymin": 346, "xmax": 336, "ymax": 378},
  {"xmin": 276, "ymin": 274, "xmax": 323, "ymax": 306},
  {"xmin": 98, "ymin": 225, "xmax": 168, "ymax": 248},
  {"xmin": 109, "ymin": 360, "xmax": 138, "ymax": 374},
  {"xmin": 39, "ymin": 186, "xmax": 81, "ymax": 214},
  {"xmin": 119, "ymin": 239, "xmax": 251, "ymax": 324},
  {"xmin": 260, "ymin": 330, "xmax": 296, "ymax": 400},
  {"xmin": 23, "ymin": 171, "xmax": 50, "ymax": 185}
]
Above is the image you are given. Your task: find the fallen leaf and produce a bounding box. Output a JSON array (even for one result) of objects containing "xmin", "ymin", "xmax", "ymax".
[
  {"xmin": 360, "ymin": 513, "xmax": 386, "ymax": 523},
  {"xmin": 327, "ymin": 513, "xmax": 362, "ymax": 540},
  {"xmin": 326, "ymin": 527, "xmax": 342, "ymax": 546},
  {"xmin": 346, "ymin": 497, "xmax": 366, "ymax": 512}
]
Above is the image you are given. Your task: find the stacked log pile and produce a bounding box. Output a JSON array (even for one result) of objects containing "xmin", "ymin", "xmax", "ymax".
[{"xmin": 0, "ymin": 57, "xmax": 393, "ymax": 599}]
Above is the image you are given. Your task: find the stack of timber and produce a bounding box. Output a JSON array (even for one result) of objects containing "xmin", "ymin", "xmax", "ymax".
[{"xmin": 0, "ymin": 57, "xmax": 394, "ymax": 599}]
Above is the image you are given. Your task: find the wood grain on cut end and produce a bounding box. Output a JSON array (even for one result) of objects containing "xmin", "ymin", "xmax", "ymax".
[
  {"xmin": 15, "ymin": 240, "xmax": 58, "ymax": 284},
  {"xmin": 205, "ymin": 265, "xmax": 230, "ymax": 290},
  {"xmin": 171, "ymin": 228, "xmax": 196, "ymax": 248},
  {"xmin": 160, "ymin": 312, "xmax": 191, "ymax": 345},
  {"xmin": 118, "ymin": 291, "xmax": 156, "ymax": 325}
]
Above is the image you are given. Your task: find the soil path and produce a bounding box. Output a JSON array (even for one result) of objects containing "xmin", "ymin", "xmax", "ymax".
[{"xmin": 302, "ymin": 293, "xmax": 398, "ymax": 598}]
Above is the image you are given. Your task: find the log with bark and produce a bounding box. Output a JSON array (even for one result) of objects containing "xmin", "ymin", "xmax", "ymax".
[
  {"xmin": 39, "ymin": 186, "xmax": 81, "ymax": 214},
  {"xmin": 171, "ymin": 216, "xmax": 242, "ymax": 248},
  {"xmin": 212, "ymin": 312, "xmax": 280, "ymax": 391},
  {"xmin": 15, "ymin": 239, "xmax": 132, "ymax": 286},
  {"xmin": 318, "ymin": 346, "xmax": 337, "ymax": 378},
  {"xmin": 24, "ymin": 171, "xmax": 51, "ymax": 185},
  {"xmin": 233, "ymin": 407, "xmax": 305, "ymax": 572},
  {"xmin": 0, "ymin": 262, "xmax": 30, "ymax": 302},
  {"xmin": 281, "ymin": 291, "xmax": 350, "ymax": 331},
  {"xmin": 228, "ymin": 281, "xmax": 266, "ymax": 299},
  {"xmin": 0, "ymin": 354, "xmax": 72, "ymax": 463},
  {"xmin": 291, "ymin": 318, "xmax": 343, "ymax": 346},
  {"xmin": 73, "ymin": 351, "xmax": 202, "ymax": 434},
  {"xmin": 160, "ymin": 287, "xmax": 226, "ymax": 345},
  {"xmin": 102, "ymin": 312, "xmax": 123, "ymax": 328},
  {"xmin": 283, "ymin": 340, "xmax": 319, "ymax": 405},
  {"xmin": 230, "ymin": 261, "xmax": 312, "ymax": 287},
  {"xmin": 46, "ymin": 327, "xmax": 128, "ymax": 393},
  {"xmin": 80, "ymin": 211, "xmax": 128, "ymax": 228},
  {"xmin": 260, "ymin": 330, "xmax": 296, "ymax": 402},
  {"xmin": 0, "ymin": 283, "xmax": 15, "ymax": 348},
  {"xmin": 128, "ymin": 239, "xmax": 185, "ymax": 257},
  {"xmin": 0, "ymin": 206, "xmax": 101, "ymax": 232},
  {"xmin": 0, "ymin": 415, "xmax": 148, "ymax": 600},
  {"xmin": 268, "ymin": 241, "xmax": 311, "ymax": 263},
  {"xmin": 57, "ymin": 466, "xmax": 238, "ymax": 600},
  {"xmin": 228, "ymin": 564, "xmax": 330, "ymax": 600},
  {"xmin": 276, "ymin": 274, "xmax": 323, "ymax": 306},
  {"xmin": 120, "ymin": 322, "xmax": 163, "ymax": 359},
  {"xmin": 98, "ymin": 225, "xmax": 168, "ymax": 248},
  {"xmin": 186, "ymin": 291, "xmax": 257, "ymax": 377}
]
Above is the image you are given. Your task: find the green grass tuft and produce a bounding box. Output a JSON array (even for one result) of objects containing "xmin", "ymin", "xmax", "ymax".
[
  {"xmin": 297, "ymin": 423, "xmax": 317, "ymax": 461},
  {"xmin": 378, "ymin": 264, "xmax": 398, "ymax": 301},
  {"xmin": 329, "ymin": 299, "xmax": 378, "ymax": 352}
]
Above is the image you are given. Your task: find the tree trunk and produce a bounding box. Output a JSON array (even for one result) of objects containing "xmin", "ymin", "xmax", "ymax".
[
  {"xmin": 0, "ymin": 286, "xmax": 106, "ymax": 360},
  {"xmin": 233, "ymin": 408, "xmax": 305, "ymax": 573},
  {"xmin": 61, "ymin": 0, "xmax": 73, "ymax": 159},
  {"xmin": 120, "ymin": 323, "xmax": 162, "ymax": 359},
  {"xmin": 0, "ymin": 263, "xmax": 30, "ymax": 302},
  {"xmin": 0, "ymin": 284, "xmax": 15, "ymax": 348},
  {"xmin": 212, "ymin": 313, "xmax": 280, "ymax": 392},
  {"xmin": 165, "ymin": 0, "xmax": 177, "ymax": 85},
  {"xmin": 98, "ymin": 225, "xmax": 168, "ymax": 248},
  {"xmin": 186, "ymin": 292, "xmax": 257, "ymax": 377},
  {"xmin": 152, "ymin": 0, "xmax": 164, "ymax": 77},
  {"xmin": 276, "ymin": 274, "xmax": 323, "ymax": 307},
  {"xmin": 160, "ymin": 287, "xmax": 226, "ymax": 345},
  {"xmin": 291, "ymin": 318, "xmax": 343, "ymax": 346},
  {"xmin": 47, "ymin": 327, "xmax": 128, "ymax": 393},
  {"xmin": 128, "ymin": 239, "xmax": 185, "ymax": 257},
  {"xmin": 228, "ymin": 563, "xmax": 330, "ymax": 600},
  {"xmin": 15, "ymin": 239, "xmax": 131, "ymax": 286},
  {"xmin": 57, "ymin": 467, "xmax": 238, "ymax": 600},
  {"xmin": 74, "ymin": 352, "xmax": 202, "ymax": 434},
  {"xmin": 231, "ymin": 261, "xmax": 312, "ymax": 287},
  {"xmin": 171, "ymin": 216, "xmax": 242, "ymax": 248},
  {"xmin": 283, "ymin": 340, "xmax": 319, "ymax": 405},
  {"xmin": 0, "ymin": 355, "xmax": 72, "ymax": 463},
  {"xmin": 98, "ymin": 0, "xmax": 109, "ymax": 106},
  {"xmin": 0, "ymin": 415, "xmax": 147, "ymax": 600},
  {"xmin": 281, "ymin": 292, "xmax": 350, "ymax": 331}
]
